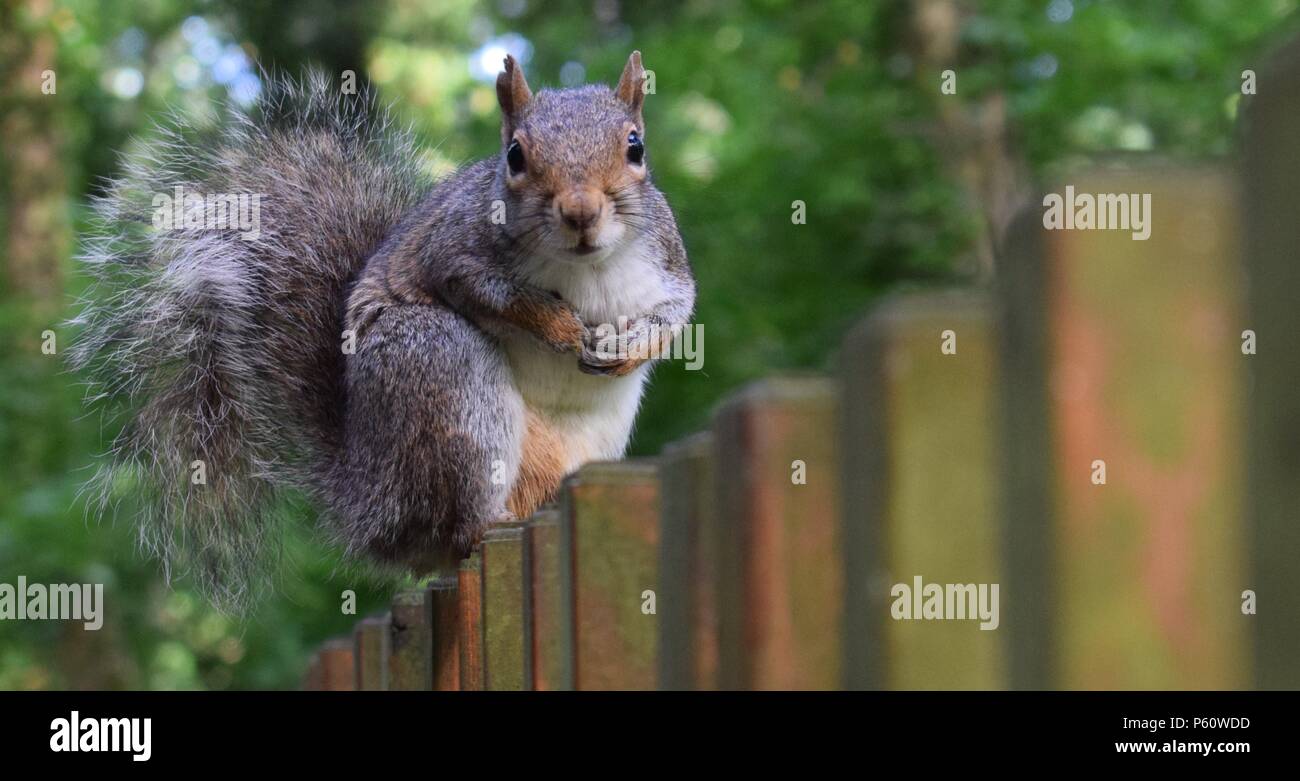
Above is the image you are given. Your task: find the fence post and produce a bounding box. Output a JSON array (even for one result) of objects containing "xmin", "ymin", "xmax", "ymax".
[
  {"xmin": 482, "ymin": 523, "xmax": 527, "ymax": 690},
  {"xmin": 840, "ymin": 292, "xmax": 1004, "ymax": 690},
  {"xmin": 658, "ymin": 433, "xmax": 719, "ymax": 690},
  {"xmin": 458, "ymin": 549, "xmax": 485, "ymax": 691},
  {"xmin": 713, "ymin": 377, "xmax": 842, "ymax": 690},
  {"xmin": 316, "ymin": 637, "xmax": 356, "ymax": 691},
  {"xmin": 1241, "ymin": 38, "xmax": 1300, "ymax": 690},
  {"xmin": 354, "ymin": 615, "xmax": 390, "ymax": 691},
  {"xmin": 524, "ymin": 507, "xmax": 571, "ymax": 690},
  {"xmin": 561, "ymin": 460, "xmax": 661, "ymax": 690},
  {"xmin": 388, "ymin": 590, "xmax": 432, "ymax": 690},
  {"xmin": 998, "ymin": 169, "xmax": 1248, "ymax": 689},
  {"xmin": 428, "ymin": 576, "xmax": 460, "ymax": 691}
]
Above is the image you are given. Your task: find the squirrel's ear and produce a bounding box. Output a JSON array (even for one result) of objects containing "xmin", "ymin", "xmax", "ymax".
[
  {"xmin": 496, "ymin": 54, "xmax": 533, "ymax": 138},
  {"xmin": 615, "ymin": 50, "xmax": 646, "ymax": 118}
]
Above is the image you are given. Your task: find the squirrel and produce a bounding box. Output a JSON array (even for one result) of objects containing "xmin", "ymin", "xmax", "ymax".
[{"xmin": 70, "ymin": 51, "xmax": 695, "ymax": 608}]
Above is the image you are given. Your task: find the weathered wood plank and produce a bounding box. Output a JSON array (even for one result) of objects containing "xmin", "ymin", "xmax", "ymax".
[
  {"xmin": 318, "ymin": 637, "xmax": 356, "ymax": 691},
  {"xmin": 524, "ymin": 508, "xmax": 570, "ymax": 690},
  {"xmin": 354, "ymin": 615, "xmax": 390, "ymax": 691},
  {"xmin": 997, "ymin": 205, "xmax": 1055, "ymax": 690},
  {"xmin": 561, "ymin": 460, "xmax": 661, "ymax": 690},
  {"xmin": 428, "ymin": 577, "xmax": 460, "ymax": 691},
  {"xmin": 658, "ymin": 432, "xmax": 719, "ymax": 690},
  {"xmin": 714, "ymin": 377, "xmax": 842, "ymax": 690},
  {"xmin": 1241, "ymin": 39, "xmax": 1300, "ymax": 690},
  {"xmin": 388, "ymin": 590, "xmax": 432, "ymax": 691},
  {"xmin": 998, "ymin": 169, "xmax": 1247, "ymax": 689},
  {"xmin": 458, "ymin": 549, "xmax": 485, "ymax": 691},
  {"xmin": 482, "ymin": 523, "xmax": 527, "ymax": 690},
  {"xmin": 840, "ymin": 292, "xmax": 1004, "ymax": 690}
]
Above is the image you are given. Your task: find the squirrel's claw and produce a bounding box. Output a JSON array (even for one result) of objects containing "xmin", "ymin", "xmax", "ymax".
[
  {"xmin": 578, "ymin": 348, "xmax": 648, "ymax": 377},
  {"xmin": 578, "ymin": 361, "xmax": 611, "ymax": 376},
  {"xmin": 577, "ymin": 346, "xmax": 620, "ymax": 374}
]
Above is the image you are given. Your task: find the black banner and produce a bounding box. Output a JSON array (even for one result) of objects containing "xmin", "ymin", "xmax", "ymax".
[{"xmin": 0, "ymin": 691, "xmax": 1281, "ymax": 767}]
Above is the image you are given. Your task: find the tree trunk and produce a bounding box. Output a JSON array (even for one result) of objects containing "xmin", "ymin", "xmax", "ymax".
[{"xmin": 0, "ymin": 0, "xmax": 69, "ymax": 319}]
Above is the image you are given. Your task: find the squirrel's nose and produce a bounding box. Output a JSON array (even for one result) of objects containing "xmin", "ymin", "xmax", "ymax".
[
  {"xmin": 562, "ymin": 211, "xmax": 596, "ymax": 231},
  {"xmin": 557, "ymin": 190, "xmax": 601, "ymax": 232}
]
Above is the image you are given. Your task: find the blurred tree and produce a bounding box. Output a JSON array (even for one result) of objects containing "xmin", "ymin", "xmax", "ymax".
[{"xmin": 0, "ymin": 0, "xmax": 68, "ymax": 315}]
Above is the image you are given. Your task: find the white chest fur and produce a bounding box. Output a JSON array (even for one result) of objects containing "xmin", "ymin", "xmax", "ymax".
[{"xmin": 504, "ymin": 239, "xmax": 669, "ymax": 469}]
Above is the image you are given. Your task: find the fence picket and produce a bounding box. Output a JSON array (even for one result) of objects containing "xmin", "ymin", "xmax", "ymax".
[
  {"xmin": 482, "ymin": 523, "xmax": 527, "ymax": 690},
  {"xmin": 428, "ymin": 577, "xmax": 460, "ymax": 691},
  {"xmin": 388, "ymin": 590, "xmax": 432, "ymax": 690},
  {"xmin": 1241, "ymin": 38, "xmax": 1300, "ymax": 690},
  {"xmin": 999, "ymin": 170, "xmax": 1247, "ymax": 689},
  {"xmin": 561, "ymin": 461, "xmax": 661, "ymax": 690},
  {"xmin": 713, "ymin": 377, "xmax": 842, "ymax": 690},
  {"xmin": 658, "ymin": 433, "xmax": 719, "ymax": 691},
  {"xmin": 524, "ymin": 508, "xmax": 570, "ymax": 690},
  {"xmin": 840, "ymin": 293, "xmax": 1004, "ymax": 690},
  {"xmin": 354, "ymin": 615, "xmax": 390, "ymax": 691},
  {"xmin": 458, "ymin": 549, "xmax": 485, "ymax": 691}
]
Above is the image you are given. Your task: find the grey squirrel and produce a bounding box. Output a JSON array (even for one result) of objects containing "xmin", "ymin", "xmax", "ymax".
[{"xmin": 71, "ymin": 51, "xmax": 695, "ymax": 608}]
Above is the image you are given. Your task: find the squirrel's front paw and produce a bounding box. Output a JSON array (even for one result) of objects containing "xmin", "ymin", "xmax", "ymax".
[
  {"xmin": 578, "ymin": 325, "xmax": 652, "ymax": 377},
  {"xmin": 545, "ymin": 305, "xmax": 589, "ymax": 354},
  {"xmin": 578, "ymin": 349, "xmax": 648, "ymax": 377},
  {"xmin": 510, "ymin": 293, "xmax": 587, "ymax": 353}
]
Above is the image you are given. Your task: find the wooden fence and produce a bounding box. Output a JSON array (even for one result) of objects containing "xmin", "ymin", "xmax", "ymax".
[{"xmin": 304, "ymin": 41, "xmax": 1299, "ymax": 691}]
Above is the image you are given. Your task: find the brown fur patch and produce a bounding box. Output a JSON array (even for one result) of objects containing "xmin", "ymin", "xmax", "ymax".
[
  {"xmin": 507, "ymin": 407, "xmax": 570, "ymax": 517},
  {"xmin": 503, "ymin": 293, "xmax": 586, "ymax": 352}
]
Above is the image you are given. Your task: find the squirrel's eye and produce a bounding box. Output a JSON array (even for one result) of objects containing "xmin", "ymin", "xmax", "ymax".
[
  {"xmin": 627, "ymin": 130, "xmax": 645, "ymax": 165},
  {"xmin": 506, "ymin": 140, "xmax": 526, "ymax": 175}
]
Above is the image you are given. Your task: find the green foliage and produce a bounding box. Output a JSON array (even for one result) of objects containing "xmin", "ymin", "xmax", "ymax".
[
  {"xmin": 960, "ymin": 0, "xmax": 1300, "ymax": 169},
  {"xmin": 0, "ymin": 0, "xmax": 1296, "ymax": 688}
]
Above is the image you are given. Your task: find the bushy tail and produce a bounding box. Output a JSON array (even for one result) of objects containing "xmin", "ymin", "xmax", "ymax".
[{"xmin": 69, "ymin": 71, "xmax": 429, "ymax": 608}]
